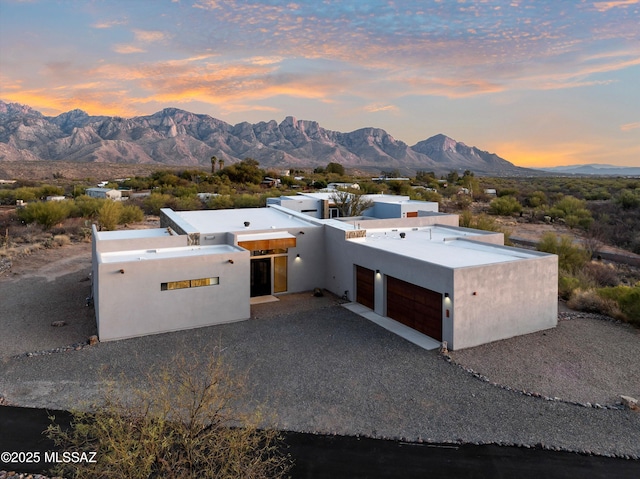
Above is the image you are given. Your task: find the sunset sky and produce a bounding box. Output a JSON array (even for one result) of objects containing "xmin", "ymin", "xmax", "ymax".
[{"xmin": 1, "ymin": 0, "xmax": 638, "ymax": 167}]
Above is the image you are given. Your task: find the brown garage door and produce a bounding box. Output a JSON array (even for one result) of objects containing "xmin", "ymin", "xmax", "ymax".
[
  {"xmin": 356, "ymin": 265, "xmax": 375, "ymax": 309},
  {"xmin": 386, "ymin": 276, "xmax": 442, "ymax": 341}
]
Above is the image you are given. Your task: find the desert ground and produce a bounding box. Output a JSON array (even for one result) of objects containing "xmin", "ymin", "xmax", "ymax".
[{"xmin": 1, "ymin": 229, "xmax": 640, "ymax": 460}]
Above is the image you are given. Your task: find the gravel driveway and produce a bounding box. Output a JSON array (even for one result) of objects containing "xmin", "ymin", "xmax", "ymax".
[{"xmin": 1, "ymin": 244, "xmax": 639, "ymax": 459}]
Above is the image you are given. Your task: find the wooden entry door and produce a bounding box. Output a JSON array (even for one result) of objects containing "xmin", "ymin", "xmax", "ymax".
[
  {"xmin": 356, "ymin": 265, "xmax": 375, "ymax": 309},
  {"xmin": 386, "ymin": 276, "xmax": 442, "ymax": 341},
  {"xmin": 250, "ymin": 258, "xmax": 271, "ymax": 297}
]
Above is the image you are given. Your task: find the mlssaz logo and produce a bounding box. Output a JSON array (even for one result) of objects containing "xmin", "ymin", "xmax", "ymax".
[{"xmin": 45, "ymin": 451, "xmax": 98, "ymax": 463}]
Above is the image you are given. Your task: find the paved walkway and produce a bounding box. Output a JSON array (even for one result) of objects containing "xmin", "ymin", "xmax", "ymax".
[{"xmin": 342, "ymin": 302, "xmax": 441, "ymax": 350}]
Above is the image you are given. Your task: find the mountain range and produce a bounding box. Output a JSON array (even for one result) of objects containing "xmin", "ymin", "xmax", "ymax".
[
  {"xmin": 0, "ymin": 100, "xmax": 538, "ymax": 176},
  {"xmin": 533, "ymin": 164, "xmax": 640, "ymax": 176}
]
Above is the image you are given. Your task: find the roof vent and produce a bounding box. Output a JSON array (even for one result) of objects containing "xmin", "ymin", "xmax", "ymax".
[
  {"xmin": 400, "ymin": 232, "xmax": 406, "ymax": 239},
  {"xmin": 244, "ymin": 221, "xmax": 250, "ymax": 227}
]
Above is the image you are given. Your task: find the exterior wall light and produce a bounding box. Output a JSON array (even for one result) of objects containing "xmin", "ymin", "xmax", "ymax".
[
  {"xmin": 296, "ymin": 254, "xmax": 300, "ymax": 258},
  {"xmin": 228, "ymin": 259, "xmax": 234, "ymax": 264},
  {"xmin": 376, "ymin": 269, "xmax": 380, "ymax": 274},
  {"xmin": 119, "ymin": 269, "xmax": 125, "ymax": 274},
  {"xmin": 298, "ymin": 231, "xmax": 305, "ymax": 235},
  {"xmin": 444, "ymin": 293, "xmax": 449, "ymax": 298}
]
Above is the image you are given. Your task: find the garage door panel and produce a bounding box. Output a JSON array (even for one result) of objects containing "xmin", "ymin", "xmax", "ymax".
[
  {"xmin": 356, "ymin": 265, "xmax": 375, "ymax": 309},
  {"xmin": 386, "ymin": 276, "xmax": 442, "ymax": 341}
]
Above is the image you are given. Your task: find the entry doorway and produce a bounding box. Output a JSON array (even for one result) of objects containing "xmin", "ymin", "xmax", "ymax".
[{"xmin": 250, "ymin": 258, "xmax": 271, "ymax": 297}]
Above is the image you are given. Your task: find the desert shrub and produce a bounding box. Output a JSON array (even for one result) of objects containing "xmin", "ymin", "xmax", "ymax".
[
  {"xmin": 616, "ymin": 189, "xmax": 640, "ymax": 210},
  {"xmin": 459, "ymin": 212, "xmax": 512, "ymax": 245},
  {"xmin": 52, "ymin": 234, "xmax": 71, "ymax": 247},
  {"xmin": 597, "ymin": 284, "xmax": 640, "ymax": 326},
  {"xmin": 97, "ymin": 201, "xmax": 123, "ymax": 231},
  {"xmin": 547, "ymin": 196, "xmax": 592, "ymax": 229},
  {"xmin": 582, "ymin": 261, "xmax": 619, "ymax": 287},
  {"xmin": 526, "ymin": 191, "xmax": 548, "ymax": 208},
  {"xmin": 119, "ymin": 204, "xmax": 144, "ymax": 224},
  {"xmin": 208, "ymin": 195, "xmax": 234, "ymax": 210},
  {"xmin": 454, "ymin": 194, "xmax": 472, "ymax": 210},
  {"xmin": 47, "ymin": 353, "xmax": 291, "ymax": 479},
  {"xmin": 558, "ymin": 275, "xmax": 587, "ymax": 300},
  {"xmin": 459, "ymin": 210, "xmax": 473, "ymax": 228},
  {"xmin": 142, "ymin": 193, "xmax": 175, "ymax": 215},
  {"xmin": 16, "ymin": 200, "xmax": 74, "ymax": 230},
  {"xmin": 38, "ymin": 184, "xmax": 65, "ymax": 197},
  {"xmin": 489, "ymin": 196, "xmax": 522, "ymax": 216},
  {"xmin": 417, "ymin": 190, "xmax": 443, "ymax": 204},
  {"xmin": 74, "ymin": 195, "xmax": 105, "ymax": 218},
  {"xmin": 12, "ymin": 186, "xmax": 39, "ymax": 202},
  {"xmin": 233, "ymin": 193, "xmax": 263, "ymax": 209},
  {"xmin": 537, "ymin": 233, "xmax": 590, "ymax": 274},
  {"xmin": 174, "ymin": 195, "xmax": 202, "ymax": 211},
  {"xmin": 567, "ymin": 289, "xmax": 621, "ymax": 317}
]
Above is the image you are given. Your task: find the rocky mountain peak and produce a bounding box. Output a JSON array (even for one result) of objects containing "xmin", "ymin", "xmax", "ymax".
[
  {"xmin": 0, "ymin": 100, "xmax": 42, "ymax": 117},
  {"xmin": 0, "ymin": 101, "xmax": 535, "ymax": 176}
]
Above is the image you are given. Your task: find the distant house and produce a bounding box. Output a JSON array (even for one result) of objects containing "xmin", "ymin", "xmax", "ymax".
[
  {"xmin": 86, "ymin": 188, "xmax": 122, "ymax": 200},
  {"xmin": 129, "ymin": 190, "xmax": 152, "ymax": 199},
  {"xmin": 46, "ymin": 195, "xmax": 67, "ymax": 201},
  {"xmin": 197, "ymin": 193, "xmax": 218, "ymax": 202},
  {"xmin": 261, "ymin": 177, "xmax": 281, "ymax": 188},
  {"xmin": 484, "ymin": 189, "xmax": 497, "ymax": 197},
  {"xmin": 327, "ymin": 182, "xmax": 359, "ymax": 191}
]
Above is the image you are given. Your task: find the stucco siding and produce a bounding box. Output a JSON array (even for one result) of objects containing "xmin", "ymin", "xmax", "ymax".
[
  {"xmin": 96, "ymin": 249, "xmax": 249, "ymax": 341},
  {"xmin": 451, "ymin": 254, "xmax": 558, "ymax": 350}
]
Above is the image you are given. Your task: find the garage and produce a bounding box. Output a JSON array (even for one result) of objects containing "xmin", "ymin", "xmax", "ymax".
[
  {"xmin": 386, "ymin": 276, "xmax": 442, "ymax": 341},
  {"xmin": 356, "ymin": 265, "xmax": 375, "ymax": 309}
]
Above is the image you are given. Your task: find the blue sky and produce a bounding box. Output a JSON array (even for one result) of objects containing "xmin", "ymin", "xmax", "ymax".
[{"xmin": 1, "ymin": 0, "xmax": 638, "ymax": 167}]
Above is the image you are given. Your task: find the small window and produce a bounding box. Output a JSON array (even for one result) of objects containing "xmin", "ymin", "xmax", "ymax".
[
  {"xmin": 251, "ymin": 248, "xmax": 288, "ymax": 256},
  {"xmin": 161, "ymin": 277, "xmax": 219, "ymax": 291}
]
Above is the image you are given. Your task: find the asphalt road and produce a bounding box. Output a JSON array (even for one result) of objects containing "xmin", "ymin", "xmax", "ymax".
[{"xmin": 1, "ymin": 406, "xmax": 639, "ymax": 479}]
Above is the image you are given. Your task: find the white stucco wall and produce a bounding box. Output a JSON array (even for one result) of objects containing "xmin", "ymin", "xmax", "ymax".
[
  {"xmin": 96, "ymin": 247, "xmax": 250, "ymax": 341},
  {"xmin": 451, "ymin": 253, "xmax": 558, "ymax": 349}
]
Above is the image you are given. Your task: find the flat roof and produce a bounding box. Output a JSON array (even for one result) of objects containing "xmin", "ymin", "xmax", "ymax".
[
  {"xmin": 351, "ymin": 226, "xmax": 546, "ymax": 268},
  {"xmin": 100, "ymin": 244, "xmax": 243, "ymax": 263},
  {"xmin": 95, "ymin": 228, "xmax": 174, "ymax": 241},
  {"xmin": 169, "ymin": 207, "xmax": 317, "ymax": 234}
]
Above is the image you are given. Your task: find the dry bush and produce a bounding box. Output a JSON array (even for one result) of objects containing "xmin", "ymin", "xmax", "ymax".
[
  {"xmin": 46, "ymin": 352, "xmax": 292, "ymax": 479},
  {"xmin": 53, "ymin": 234, "xmax": 71, "ymax": 247},
  {"xmin": 567, "ymin": 289, "xmax": 622, "ymax": 318},
  {"xmin": 582, "ymin": 261, "xmax": 620, "ymax": 287}
]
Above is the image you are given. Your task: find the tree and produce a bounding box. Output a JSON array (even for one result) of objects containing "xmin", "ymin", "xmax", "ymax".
[
  {"xmin": 98, "ymin": 200, "xmax": 123, "ymax": 231},
  {"xmin": 330, "ymin": 189, "xmax": 374, "ymax": 217},
  {"xmin": 325, "ymin": 162, "xmax": 345, "ymax": 176},
  {"xmin": 210, "ymin": 156, "xmax": 217, "ymax": 174},
  {"xmin": 220, "ymin": 158, "xmax": 263, "ymax": 184},
  {"xmin": 415, "ymin": 170, "xmax": 436, "ymax": 183},
  {"xmin": 47, "ymin": 353, "xmax": 291, "ymax": 479}
]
